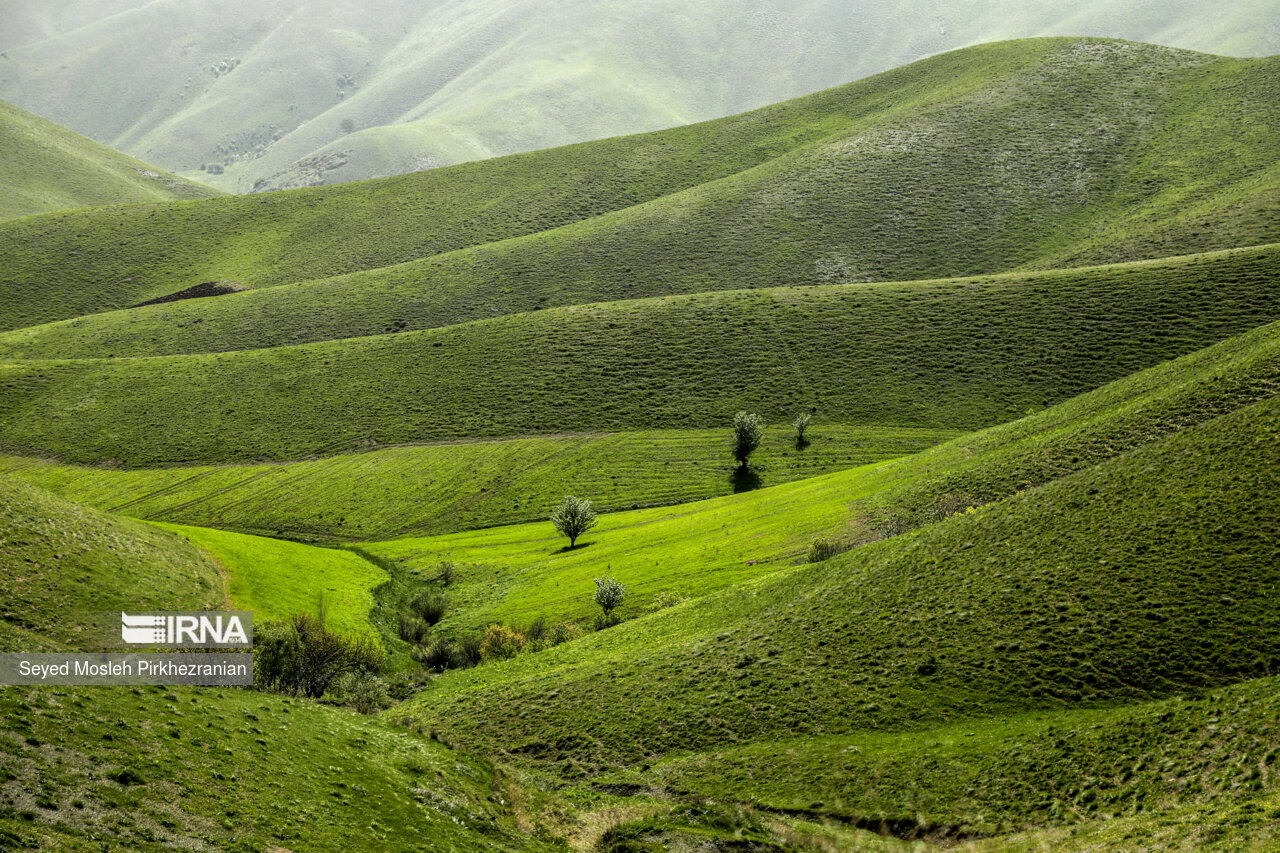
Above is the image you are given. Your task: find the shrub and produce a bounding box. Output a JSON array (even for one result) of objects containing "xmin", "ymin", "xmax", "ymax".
[
  {"xmin": 732, "ymin": 411, "xmax": 764, "ymax": 466},
  {"xmin": 551, "ymin": 495, "xmax": 598, "ymax": 548},
  {"xmin": 254, "ymin": 614, "xmax": 383, "ymax": 698},
  {"xmin": 806, "ymin": 539, "xmax": 851, "ymax": 563},
  {"xmin": 334, "ymin": 670, "xmax": 390, "ymax": 715},
  {"xmin": 870, "ymin": 508, "xmax": 913, "ymax": 540},
  {"xmin": 930, "ymin": 491, "xmax": 978, "ymax": 521},
  {"xmin": 397, "ymin": 615, "xmax": 430, "ymax": 645},
  {"xmin": 410, "ymin": 589, "xmax": 449, "ymax": 625},
  {"xmin": 649, "ymin": 591, "xmax": 688, "ymax": 611},
  {"xmin": 412, "ymin": 637, "xmax": 480, "ymax": 672},
  {"xmin": 456, "ymin": 634, "xmax": 484, "ymax": 667},
  {"xmin": 549, "ymin": 622, "xmax": 585, "ymax": 645},
  {"xmin": 479, "ymin": 625, "xmax": 525, "ymax": 662},
  {"xmin": 525, "ymin": 616, "xmax": 547, "ymax": 642},
  {"xmin": 594, "ymin": 576, "xmax": 627, "ymax": 617},
  {"xmin": 436, "ymin": 560, "xmax": 455, "ymax": 586},
  {"xmin": 412, "ymin": 638, "xmax": 454, "ymax": 672}
]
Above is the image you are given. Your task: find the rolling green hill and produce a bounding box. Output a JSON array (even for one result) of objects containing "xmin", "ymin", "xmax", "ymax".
[
  {"xmin": 0, "ymin": 40, "xmax": 1276, "ymax": 337},
  {"xmin": 358, "ymin": 317, "xmax": 1280, "ymax": 632},
  {"xmin": 151, "ymin": 523, "xmax": 386, "ymax": 639},
  {"xmin": 0, "ymin": 99, "xmax": 219, "ymax": 221},
  {"xmin": 1, "ymin": 1, "xmax": 1276, "ymax": 192},
  {"xmin": 398, "ymin": 369, "xmax": 1280, "ymax": 775},
  {"xmin": 0, "ymin": 426, "xmax": 955, "ymax": 541},
  {"xmin": 0, "ymin": 685, "xmax": 552, "ymax": 852},
  {"xmin": 0, "ymin": 475, "xmax": 224, "ymax": 650},
  {"xmin": 1, "ymin": 243, "xmax": 1276, "ymax": 468},
  {"xmin": 639, "ymin": 676, "xmax": 1280, "ymax": 837},
  {"xmin": 2, "ymin": 30, "xmax": 1278, "ymax": 852}
]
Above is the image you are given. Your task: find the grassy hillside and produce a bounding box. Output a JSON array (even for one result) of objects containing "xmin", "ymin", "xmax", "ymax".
[
  {"xmin": 0, "ymin": 426, "xmax": 953, "ymax": 541},
  {"xmin": 1, "ymin": 243, "xmax": 1277, "ymax": 467},
  {"xmin": 0, "ymin": 100, "xmax": 218, "ymax": 222},
  {"xmin": 587, "ymin": 677, "xmax": 1280, "ymax": 849},
  {"xmin": 0, "ymin": 476, "xmax": 224, "ymax": 650},
  {"xmin": 1, "ymin": 40, "xmax": 1277, "ymax": 336},
  {"xmin": 0, "ymin": 685, "xmax": 552, "ymax": 852},
  {"xmin": 150, "ymin": 523, "xmax": 385, "ymax": 638},
  {"xmin": 361, "ymin": 318, "xmax": 1280, "ymax": 632},
  {"xmin": 637, "ymin": 676, "xmax": 1280, "ymax": 836},
  {"xmin": 1, "ymin": 2, "xmax": 1275, "ymax": 192},
  {"xmin": 398, "ymin": 384, "xmax": 1280, "ymax": 773}
]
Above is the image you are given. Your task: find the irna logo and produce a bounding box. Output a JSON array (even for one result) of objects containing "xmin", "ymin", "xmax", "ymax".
[{"xmin": 120, "ymin": 612, "xmax": 253, "ymax": 648}]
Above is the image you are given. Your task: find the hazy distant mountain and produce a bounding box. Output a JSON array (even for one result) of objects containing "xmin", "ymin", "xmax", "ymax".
[{"xmin": 2, "ymin": 0, "xmax": 1276, "ymax": 192}]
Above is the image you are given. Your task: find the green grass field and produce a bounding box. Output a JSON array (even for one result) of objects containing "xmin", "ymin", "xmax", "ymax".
[
  {"xmin": 0, "ymin": 476, "xmax": 225, "ymax": 650},
  {"xmin": 361, "ymin": 318, "xmax": 1280, "ymax": 631},
  {"xmin": 0, "ymin": 100, "xmax": 219, "ymax": 222},
  {"xmin": 0, "ymin": 685, "xmax": 552, "ymax": 852},
  {"xmin": 398, "ymin": 384, "xmax": 1280, "ymax": 773},
  {"xmin": 1, "ymin": 33, "xmax": 1278, "ymax": 852},
  {"xmin": 0, "ymin": 425, "xmax": 955, "ymax": 541},
  {"xmin": 637, "ymin": 676, "xmax": 1280, "ymax": 835},
  {"xmin": 0, "ymin": 41, "xmax": 1276, "ymax": 337},
  {"xmin": 1, "ymin": 244, "xmax": 1277, "ymax": 468},
  {"xmin": 148, "ymin": 523, "xmax": 386, "ymax": 639}
]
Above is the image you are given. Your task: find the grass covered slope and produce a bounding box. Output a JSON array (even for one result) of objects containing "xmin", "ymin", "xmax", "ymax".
[
  {"xmin": 0, "ymin": 685, "xmax": 552, "ymax": 852},
  {"xmin": 362, "ymin": 318, "xmax": 1280, "ymax": 632},
  {"xmin": 0, "ymin": 476, "xmax": 224, "ymax": 650},
  {"xmin": 396, "ymin": 347, "xmax": 1280, "ymax": 771},
  {"xmin": 1, "ymin": 40, "xmax": 1277, "ymax": 337},
  {"xmin": 0, "ymin": 426, "xmax": 954, "ymax": 541},
  {"xmin": 0, "ymin": 100, "xmax": 219, "ymax": 221},
  {"xmin": 1, "ymin": 1, "xmax": 1276, "ymax": 193},
  {"xmin": 150, "ymin": 524, "xmax": 386, "ymax": 639},
  {"xmin": 1, "ymin": 244, "xmax": 1277, "ymax": 467},
  {"xmin": 639, "ymin": 676, "xmax": 1280, "ymax": 837}
]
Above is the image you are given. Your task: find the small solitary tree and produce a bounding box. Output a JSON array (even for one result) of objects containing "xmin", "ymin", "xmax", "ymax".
[
  {"xmin": 794, "ymin": 411, "xmax": 811, "ymax": 443},
  {"xmin": 732, "ymin": 411, "xmax": 764, "ymax": 467},
  {"xmin": 551, "ymin": 495, "xmax": 597, "ymax": 548},
  {"xmin": 593, "ymin": 576, "xmax": 626, "ymax": 619}
]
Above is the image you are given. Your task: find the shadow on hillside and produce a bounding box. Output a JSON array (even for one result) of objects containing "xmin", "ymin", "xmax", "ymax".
[
  {"xmin": 731, "ymin": 466, "xmax": 762, "ymax": 494},
  {"xmin": 795, "ymin": 436, "xmax": 811, "ymax": 452},
  {"xmin": 555, "ymin": 541, "xmax": 597, "ymax": 555}
]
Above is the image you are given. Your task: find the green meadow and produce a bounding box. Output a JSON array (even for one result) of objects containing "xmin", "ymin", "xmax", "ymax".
[
  {"xmin": 0, "ymin": 35, "xmax": 1278, "ymax": 852},
  {"xmin": 0, "ymin": 685, "xmax": 551, "ymax": 852},
  {"xmin": 0, "ymin": 476, "xmax": 224, "ymax": 650},
  {"xmin": 399, "ymin": 386, "xmax": 1280, "ymax": 771},
  {"xmin": 149, "ymin": 524, "xmax": 385, "ymax": 640},
  {"xmin": 2, "ymin": 244, "xmax": 1278, "ymax": 468},
  {"xmin": 0, "ymin": 425, "xmax": 954, "ymax": 541},
  {"xmin": 364, "ymin": 317, "xmax": 1280, "ymax": 630}
]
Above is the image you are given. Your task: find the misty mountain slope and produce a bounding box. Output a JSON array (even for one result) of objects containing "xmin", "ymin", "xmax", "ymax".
[
  {"xmin": 0, "ymin": 39, "xmax": 1276, "ymax": 340},
  {"xmin": 0, "ymin": 99, "xmax": 220, "ymax": 221},
  {"xmin": 1, "ymin": 0, "xmax": 1276, "ymax": 191}
]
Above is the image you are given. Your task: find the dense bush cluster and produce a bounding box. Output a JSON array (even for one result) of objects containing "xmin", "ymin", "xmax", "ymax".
[{"xmin": 254, "ymin": 613, "xmax": 384, "ymax": 699}]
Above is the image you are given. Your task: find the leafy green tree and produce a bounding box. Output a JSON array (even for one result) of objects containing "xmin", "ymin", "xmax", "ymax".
[
  {"xmin": 794, "ymin": 411, "xmax": 811, "ymax": 442},
  {"xmin": 593, "ymin": 575, "xmax": 627, "ymax": 618},
  {"xmin": 732, "ymin": 411, "xmax": 764, "ymax": 466},
  {"xmin": 551, "ymin": 495, "xmax": 597, "ymax": 548}
]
